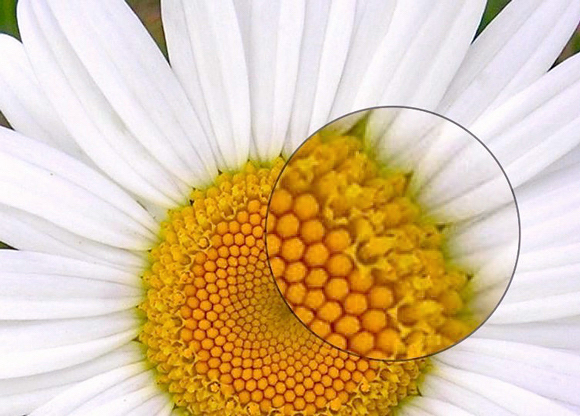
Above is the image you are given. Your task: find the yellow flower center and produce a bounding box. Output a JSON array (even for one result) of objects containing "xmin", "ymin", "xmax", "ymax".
[
  {"xmin": 267, "ymin": 134, "xmax": 474, "ymax": 360},
  {"xmin": 140, "ymin": 158, "xmax": 426, "ymax": 416}
]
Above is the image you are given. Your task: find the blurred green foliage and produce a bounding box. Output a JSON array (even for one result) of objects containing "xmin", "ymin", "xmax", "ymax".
[
  {"xmin": 479, "ymin": 0, "xmax": 511, "ymax": 34},
  {"xmin": 126, "ymin": 0, "xmax": 167, "ymax": 56},
  {"xmin": 0, "ymin": 0, "xmax": 18, "ymax": 39}
]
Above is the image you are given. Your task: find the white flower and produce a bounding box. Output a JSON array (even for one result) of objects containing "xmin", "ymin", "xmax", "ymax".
[{"xmin": 0, "ymin": 0, "xmax": 579, "ymax": 415}]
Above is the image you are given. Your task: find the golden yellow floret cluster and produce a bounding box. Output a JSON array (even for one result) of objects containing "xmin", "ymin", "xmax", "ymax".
[
  {"xmin": 268, "ymin": 134, "xmax": 474, "ymax": 360},
  {"xmin": 140, "ymin": 158, "xmax": 426, "ymax": 416}
]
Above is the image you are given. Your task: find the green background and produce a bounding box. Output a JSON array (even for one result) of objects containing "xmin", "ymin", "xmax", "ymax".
[{"xmin": 0, "ymin": 0, "xmax": 578, "ymax": 250}]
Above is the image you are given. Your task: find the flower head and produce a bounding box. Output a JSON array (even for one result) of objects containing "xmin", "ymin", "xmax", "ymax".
[{"xmin": 0, "ymin": 1, "xmax": 580, "ymax": 415}]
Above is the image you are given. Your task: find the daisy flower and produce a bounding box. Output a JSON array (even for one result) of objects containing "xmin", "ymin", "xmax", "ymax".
[{"xmin": 0, "ymin": 1, "xmax": 579, "ymax": 415}]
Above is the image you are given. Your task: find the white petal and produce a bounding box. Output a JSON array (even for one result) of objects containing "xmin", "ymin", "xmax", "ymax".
[
  {"xmin": 398, "ymin": 406, "xmax": 431, "ymax": 416},
  {"xmin": 0, "ymin": 129, "xmax": 156, "ymax": 250},
  {"xmin": 437, "ymin": 339, "xmax": 580, "ymax": 406},
  {"xmin": 438, "ymin": 0, "xmax": 580, "ymax": 125},
  {"xmin": 517, "ymin": 242, "xmax": 580, "ymax": 272},
  {"xmin": 475, "ymin": 321, "xmax": 580, "ymax": 350},
  {"xmin": 163, "ymin": 0, "xmax": 250, "ymax": 171},
  {"xmin": 408, "ymin": 397, "xmax": 474, "ymax": 416},
  {"xmin": 544, "ymin": 143, "xmax": 580, "ymax": 174},
  {"xmin": 283, "ymin": 0, "xmax": 331, "ymax": 154},
  {"xmin": 398, "ymin": 23, "xmax": 580, "ymax": 227},
  {"xmin": 487, "ymin": 292, "xmax": 580, "ymax": 324},
  {"xmin": 502, "ymin": 263, "xmax": 580, "ymax": 303},
  {"xmin": 0, "ymin": 34, "xmax": 84, "ymax": 159},
  {"xmin": 0, "ymin": 250, "xmax": 140, "ymax": 287},
  {"xmin": 518, "ymin": 218, "xmax": 580, "ymax": 259},
  {"xmin": 516, "ymin": 159, "xmax": 580, "ymax": 208},
  {"xmin": 0, "ymin": 342, "xmax": 143, "ymax": 395},
  {"xmin": 409, "ymin": 124, "xmax": 517, "ymax": 223},
  {"xmin": 329, "ymin": 0, "xmax": 396, "ymax": 119},
  {"xmin": 0, "ymin": 342, "xmax": 143, "ymax": 416},
  {"xmin": 422, "ymin": 172, "xmax": 516, "ymax": 224},
  {"xmin": 0, "ymin": 311, "xmax": 140, "ymax": 352},
  {"xmin": 515, "ymin": 162, "xmax": 580, "ymax": 249},
  {"xmin": 468, "ymin": 52, "xmax": 580, "ymax": 190},
  {"xmin": 0, "ymin": 204, "xmax": 144, "ymax": 271},
  {"xmin": 17, "ymin": 0, "xmax": 196, "ymax": 207},
  {"xmin": 0, "ymin": 129, "xmax": 157, "ymax": 233},
  {"xmin": 68, "ymin": 371, "xmax": 157, "ymax": 416},
  {"xmin": 239, "ymin": 0, "xmax": 305, "ymax": 161},
  {"xmin": 0, "ymin": 385, "xmax": 64, "ymax": 416},
  {"xmin": 560, "ymin": 403, "xmax": 580, "ymax": 414},
  {"xmin": 370, "ymin": 105, "xmax": 444, "ymax": 170},
  {"xmin": 0, "ymin": 272, "xmax": 142, "ymax": 320},
  {"xmin": 31, "ymin": 362, "xmax": 153, "ymax": 416},
  {"xmin": 516, "ymin": 166, "xmax": 580, "ymax": 228},
  {"xmin": 520, "ymin": 208, "xmax": 580, "ymax": 251},
  {"xmin": 160, "ymin": 0, "xmax": 221, "ymax": 169},
  {"xmin": 306, "ymin": 0, "xmax": 357, "ymax": 136},
  {"xmin": 439, "ymin": 205, "xmax": 519, "ymax": 299},
  {"xmin": 278, "ymin": 0, "xmax": 361, "ymax": 154},
  {"xmin": 126, "ymin": 394, "xmax": 172, "ymax": 416},
  {"xmin": 0, "ymin": 328, "xmax": 139, "ymax": 379},
  {"xmin": 83, "ymin": 386, "xmax": 159, "ymax": 416},
  {"xmin": 557, "ymin": 316, "xmax": 580, "ymax": 325},
  {"xmin": 433, "ymin": 362, "xmax": 577, "ymax": 416},
  {"xmin": 421, "ymin": 374, "xmax": 513, "ymax": 416},
  {"xmin": 361, "ymin": 0, "xmax": 485, "ymax": 165},
  {"xmin": 66, "ymin": 0, "xmax": 217, "ymax": 186},
  {"xmin": 449, "ymin": 339, "xmax": 580, "ymax": 378},
  {"xmin": 355, "ymin": 0, "xmax": 485, "ymax": 111},
  {"xmin": 444, "ymin": 204, "xmax": 518, "ymax": 257}
]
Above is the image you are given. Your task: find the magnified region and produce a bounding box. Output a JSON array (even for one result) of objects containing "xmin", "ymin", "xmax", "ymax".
[{"xmin": 266, "ymin": 106, "xmax": 520, "ymax": 361}]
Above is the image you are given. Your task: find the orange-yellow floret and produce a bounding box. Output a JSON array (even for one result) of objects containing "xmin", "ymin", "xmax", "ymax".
[
  {"xmin": 294, "ymin": 193, "xmax": 320, "ymax": 221},
  {"xmin": 140, "ymin": 160, "xmax": 426, "ymax": 416},
  {"xmin": 335, "ymin": 315, "xmax": 361, "ymax": 337},
  {"xmin": 344, "ymin": 293, "xmax": 368, "ymax": 316},
  {"xmin": 325, "ymin": 278, "xmax": 350, "ymax": 301},
  {"xmin": 305, "ymin": 268, "xmax": 329, "ymax": 288},
  {"xmin": 300, "ymin": 220, "xmax": 326, "ymax": 244},
  {"xmin": 267, "ymin": 135, "xmax": 474, "ymax": 360}
]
